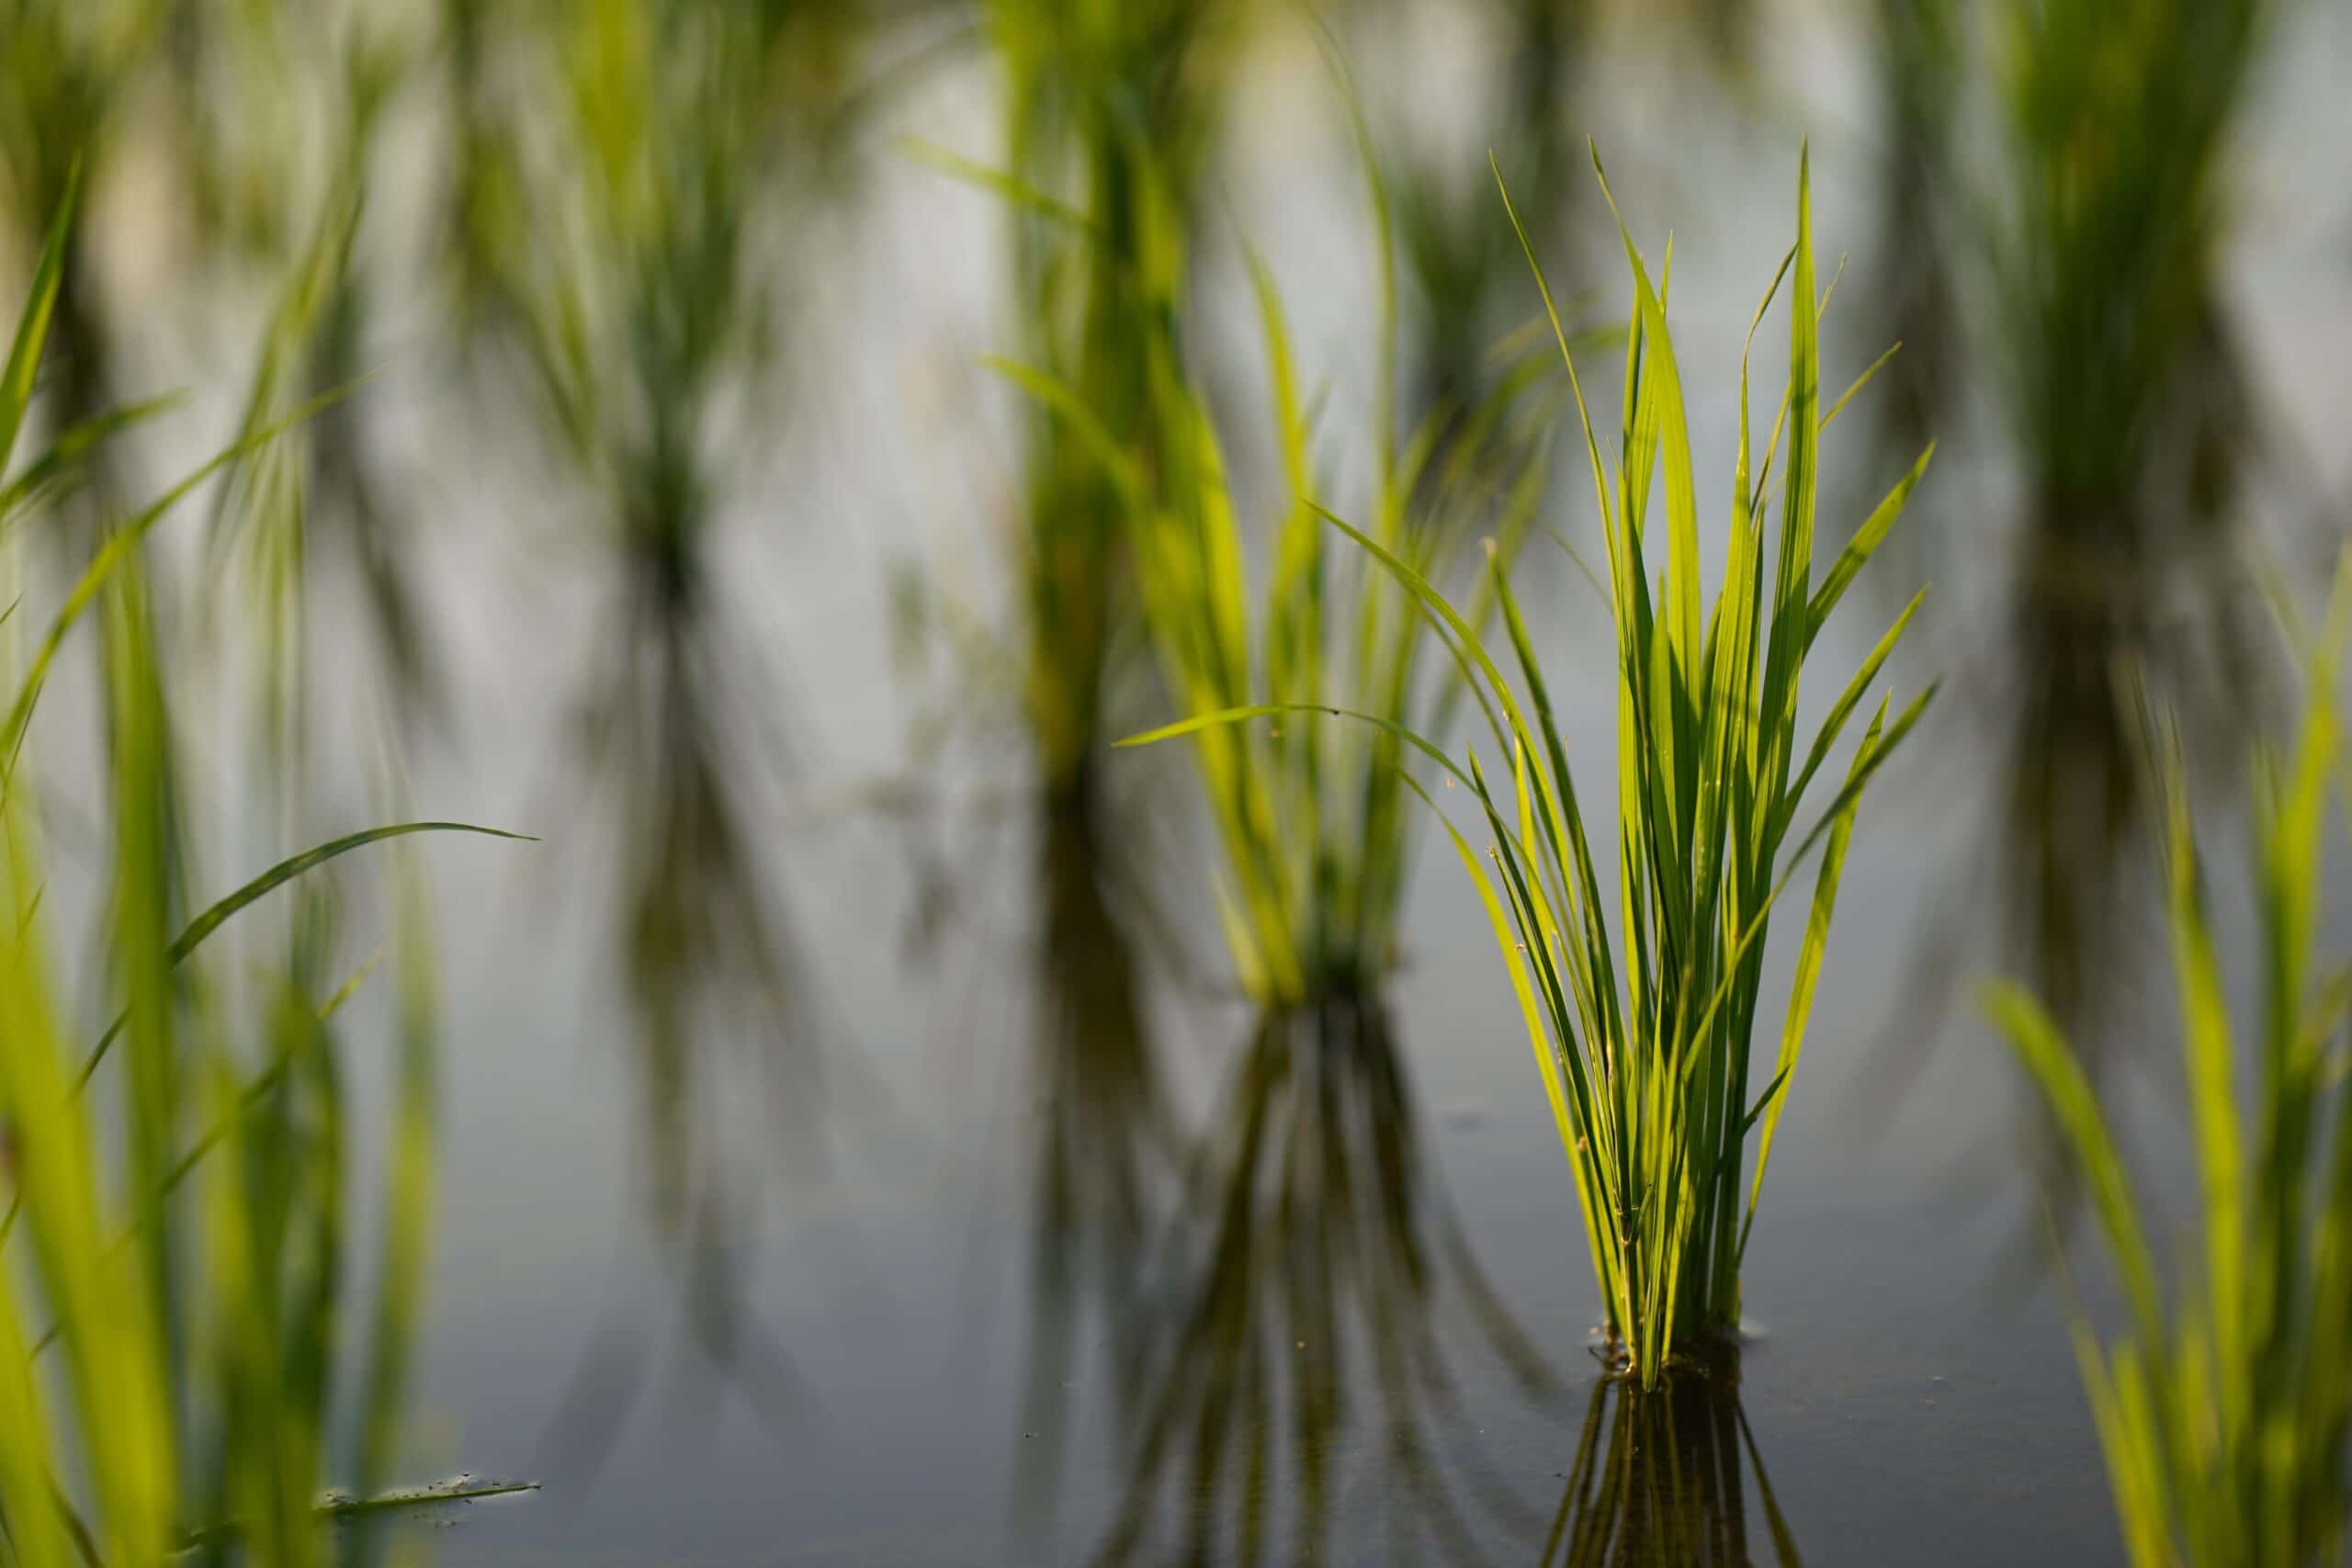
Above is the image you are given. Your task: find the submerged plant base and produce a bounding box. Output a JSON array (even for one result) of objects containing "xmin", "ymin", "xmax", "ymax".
[{"xmin": 1592, "ymin": 1320, "xmax": 1750, "ymax": 1384}]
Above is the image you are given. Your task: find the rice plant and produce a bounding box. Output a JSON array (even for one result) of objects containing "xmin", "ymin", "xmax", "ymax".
[
  {"xmin": 1989, "ymin": 567, "xmax": 2352, "ymax": 1568},
  {"xmin": 951, "ymin": 0, "xmax": 1250, "ymax": 835},
  {"xmin": 1371, "ymin": 0, "xmax": 1589, "ymax": 446},
  {"xmin": 0, "ymin": 187, "xmax": 526, "ymax": 1566},
  {"xmin": 1139, "ymin": 147, "xmax": 1935, "ymax": 1383},
  {"xmin": 193, "ymin": 6, "xmax": 443, "ymax": 739},
  {"xmin": 1058, "ymin": 110, "xmax": 1551, "ymax": 1010},
  {"xmin": 0, "ymin": 0, "xmax": 165, "ymax": 510},
  {"xmin": 1860, "ymin": 0, "xmax": 1961, "ymax": 571},
  {"xmin": 1985, "ymin": 0, "xmax": 2270, "ymax": 1035}
]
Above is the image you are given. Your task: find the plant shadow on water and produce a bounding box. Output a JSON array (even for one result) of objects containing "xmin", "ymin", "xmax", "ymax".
[
  {"xmin": 1541, "ymin": 1357, "xmax": 1800, "ymax": 1568},
  {"xmin": 1049, "ymin": 995, "xmax": 1564, "ymax": 1567}
]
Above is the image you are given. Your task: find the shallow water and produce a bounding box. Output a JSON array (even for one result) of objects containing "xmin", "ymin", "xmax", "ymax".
[{"xmin": 85, "ymin": 5, "xmax": 2344, "ymax": 1563}]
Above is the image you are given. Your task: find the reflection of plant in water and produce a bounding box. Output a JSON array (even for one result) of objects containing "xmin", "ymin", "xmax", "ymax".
[
  {"xmin": 1091, "ymin": 998, "xmax": 1557, "ymax": 1567},
  {"xmin": 1012, "ymin": 800, "xmax": 1183, "ymax": 1528},
  {"xmin": 1542, "ymin": 1360, "xmax": 1801, "ymax": 1567},
  {"xmin": 449, "ymin": 0, "xmax": 879, "ymax": 1402}
]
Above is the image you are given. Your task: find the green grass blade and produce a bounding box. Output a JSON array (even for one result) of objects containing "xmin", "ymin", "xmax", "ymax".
[
  {"xmin": 1807, "ymin": 443, "xmax": 1935, "ymax": 650},
  {"xmin": 1987, "ymin": 984, "xmax": 2165, "ymax": 1349},
  {"xmin": 2, "ymin": 383, "xmax": 358, "ymax": 780},
  {"xmin": 74, "ymin": 822, "xmax": 532, "ymax": 1089},
  {"xmin": 0, "ymin": 167, "xmax": 77, "ymax": 479}
]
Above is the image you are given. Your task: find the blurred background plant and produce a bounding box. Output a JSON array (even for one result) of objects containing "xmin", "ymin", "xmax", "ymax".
[
  {"xmin": 441, "ymin": 0, "xmax": 903, "ymax": 1427},
  {"xmin": 0, "ymin": 0, "xmax": 2344, "ymax": 1560},
  {"xmin": 1103, "ymin": 104, "xmax": 1555, "ymax": 1012},
  {"xmin": 1356, "ymin": 0, "xmax": 1588, "ymax": 460},
  {"xmin": 1856, "ymin": 0, "xmax": 2300, "ymax": 1235},
  {"xmin": 1859, "ymin": 0, "xmax": 1961, "ymax": 582},
  {"xmin": 0, "ymin": 190, "xmax": 525, "ymax": 1568},
  {"xmin": 190, "ymin": 3, "xmax": 443, "ymax": 748},
  {"xmin": 1992, "ymin": 560, "xmax": 2352, "ymax": 1568},
  {"xmin": 1984, "ymin": 0, "xmax": 2272, "ymax": 1043},
  {"xmin": 978, "ymin": 0, "xmax": 1246, "ymax": 839},
  {"xmin": 0, "ymin": 0, "xmax": 163, "ymax": 513}
]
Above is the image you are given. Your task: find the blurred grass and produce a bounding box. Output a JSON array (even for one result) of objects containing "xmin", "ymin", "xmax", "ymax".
[
  {"xmin": 1991, "ymin": 556, "xmax": 2352, "ymax": 1568},
  {"xmin": 1369, "ymin": 0, "xmax": 1589, "ymax": 454},
  {"xmin": 0, "ymin": 184, "xmax": 526, "ymax": 1567},
  {"xmin": 981, "ymin": 0, "xmax": 1247, "ymax": 829},
  {"xmin": 1988, "ymin": 0, "xmax": 2272, "ymax": 1040},
  {"xmin": 1080, "ymin": 55, "xmax": 1555, "ymax": 1010}
]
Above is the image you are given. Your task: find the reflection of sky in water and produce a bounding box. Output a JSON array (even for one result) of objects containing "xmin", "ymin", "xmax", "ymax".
[{"xmin": 120, "ymin": 6, "xmax": 2338, "ymax": 1564}]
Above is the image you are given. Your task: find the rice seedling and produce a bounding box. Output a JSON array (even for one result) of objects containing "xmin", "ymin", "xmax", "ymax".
[
  {"xmin": 192, "ymin": 8, "xmax": 444, "ymax": 737},
  {"xmin": 0, "ymin": 0, "xmax": 167, "ymax": 511},
  {"xmin": 1984, "ymin": 0, "xmax": 2269, "ymax": 1037},
  {"xmin": 1988, "ymin": 563, "xmax": 2352, "ymax": 1568},
  {"xmin": 1371, "ymin": 0, "xmax": 1590, "ymax": 446},
  {"xmin": 1029, "ymin": 64, "xmax": 1557, "ymax": 1010},
  {"xmin": 0, "ymin": 186, "xmax": 526, "ymax": 1566},
  {"xmin": 946, "ymin": 0, "xmax": 1250, "ymax": 834},
  {"xmin": 1542, "ymin": 1355, "xmax": 1801, "ymax": 1566},
  {"xmin": 1859, "ymin": 0, "xmax": 1961, "ymax": 573},
  {"xmin": 1134, "ymin": 146, "xmax": 1935, "ymax": 1384}
]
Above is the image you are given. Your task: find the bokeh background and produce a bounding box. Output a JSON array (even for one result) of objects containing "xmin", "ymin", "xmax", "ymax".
[{"xmin": 5, "ymin": 0, "xmax": 2351, "ymax": 1562}]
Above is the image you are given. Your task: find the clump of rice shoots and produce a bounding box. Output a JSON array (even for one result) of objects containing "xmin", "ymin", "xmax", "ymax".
[
  {"xmin": 1984, "ymin": 0, "xmax": 2271, "ymax": 1038},
  {"xmin": 1228, "ymin": 146, "xmax": 1936, "ymax": 1386},
  {"xmin": 1990, "ymin": 558, "xmax": 2352, "ymax": 1568},
  {"xmin": 0, "ymin": 184, "xmax": 527, "ymax": 1566},
  {"xmin": 1069, "ymin": 81, "xmax": 1555, "ymax": 1010},
  {"xmin": 903, "ymin": 0, "xmax": 1253, "ymax": 836}
]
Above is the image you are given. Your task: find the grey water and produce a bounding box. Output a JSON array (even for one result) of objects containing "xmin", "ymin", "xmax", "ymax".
[{"xmin": 96, "ymin": 5, "xmax": 2344, "ymax": 1564}]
